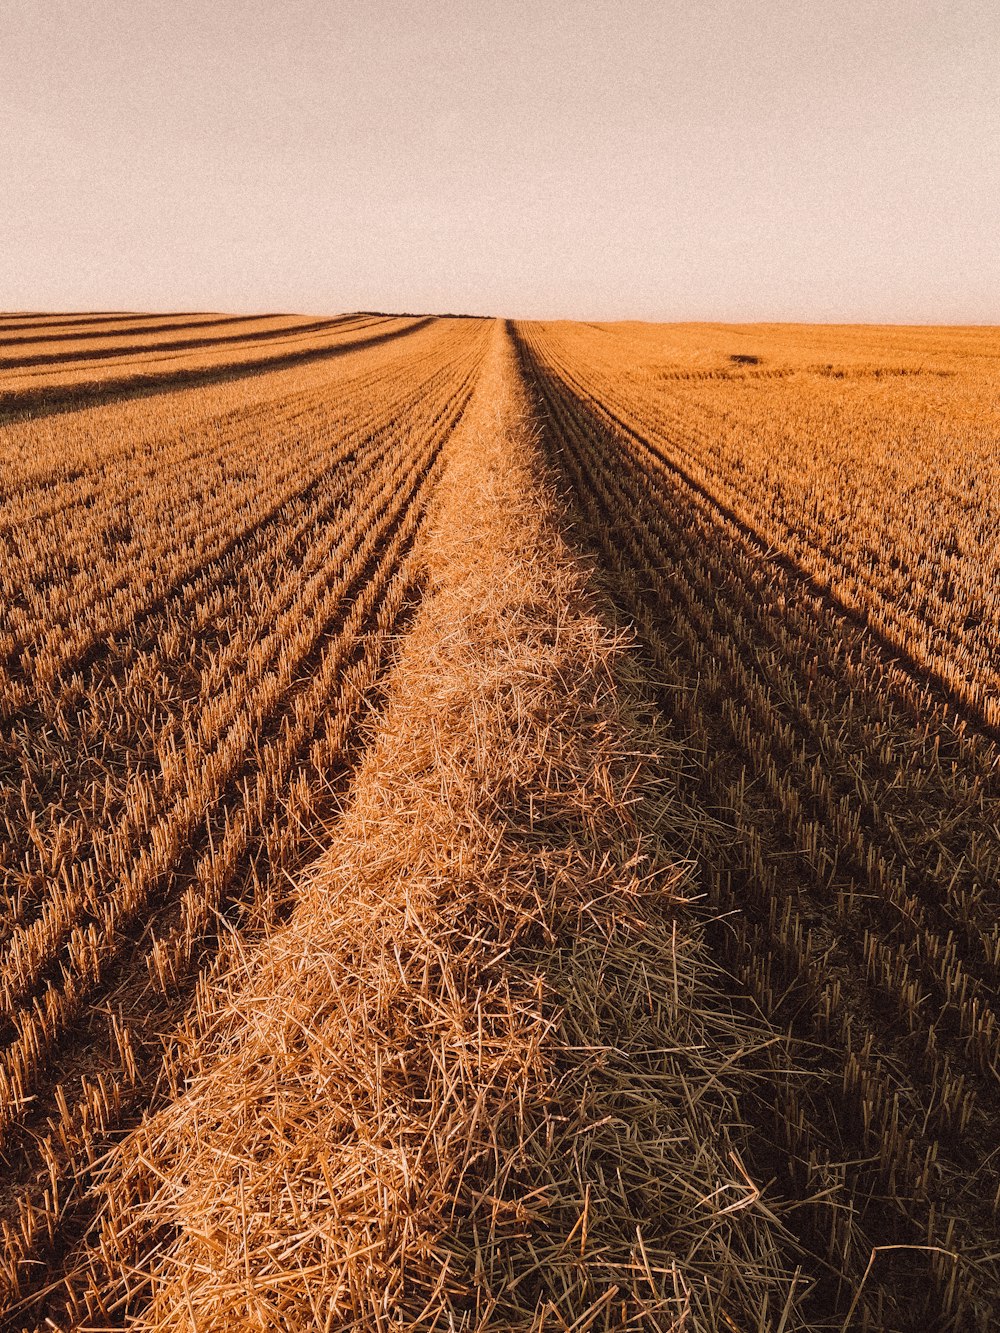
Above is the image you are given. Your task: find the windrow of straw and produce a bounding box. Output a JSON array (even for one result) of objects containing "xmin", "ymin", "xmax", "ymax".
[{"xmin": 85, "ymin": 323, "xmax": 804, "ymax": 1330}]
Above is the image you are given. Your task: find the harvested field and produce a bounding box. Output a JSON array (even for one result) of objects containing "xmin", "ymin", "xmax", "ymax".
[
  {"xmin": 0, "ymin": 312, "xmax": 997, "ymax": 1331},
  {"xmin": 514, "ymin": 318, "xmax": 1000, "ymax": 1329},
  {"xmin": 0, "ymin": 313, "xmax": 489, "ymax": 1323}
]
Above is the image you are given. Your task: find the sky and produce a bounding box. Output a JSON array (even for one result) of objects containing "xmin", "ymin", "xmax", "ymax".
[{"xmin": 1, "ymin": 0, "xmax": 998, "ymax": 322}]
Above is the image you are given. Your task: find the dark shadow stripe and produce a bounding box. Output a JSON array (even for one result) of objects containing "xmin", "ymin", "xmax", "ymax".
[
  {"xmin": 0, "ymin": 311, "xmax": 211, "ymax": 333},
  {"xmin": 0, "ymin": 316, "xmax": 364, "ymax": 369},
  {"xmin": 0, "ymin": 313, "xmax": 345, "ymax": 350},
  {"xmin": 0, "ymin": 318, "xmax": 436, "ymax": 425}
]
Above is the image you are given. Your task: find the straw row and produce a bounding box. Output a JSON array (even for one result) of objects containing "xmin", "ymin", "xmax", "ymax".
[{"xmin": 71, "ymin": 321, "xmax": 806, "ymax": 1331}]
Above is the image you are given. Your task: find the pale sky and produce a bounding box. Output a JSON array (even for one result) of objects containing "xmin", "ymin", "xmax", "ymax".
[{"xmin": 2, "ymin": 0, "xmax": 998, "ymax": 321}]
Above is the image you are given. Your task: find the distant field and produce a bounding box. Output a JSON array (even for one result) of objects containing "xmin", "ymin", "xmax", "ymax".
[{"xmin": 1, "ymin": 312, "xmax": 998, "ymax": 1330}]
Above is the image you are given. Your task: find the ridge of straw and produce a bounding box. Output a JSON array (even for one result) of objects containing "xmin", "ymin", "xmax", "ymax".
[{"xmin": 87, "ymin": 323, "xmax": 805, "ymax": 1331}]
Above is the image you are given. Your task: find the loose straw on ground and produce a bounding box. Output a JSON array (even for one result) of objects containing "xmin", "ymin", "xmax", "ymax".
[{"xmin": 87, "ymin": 323, "xmax": 806, "ymax": 1330}]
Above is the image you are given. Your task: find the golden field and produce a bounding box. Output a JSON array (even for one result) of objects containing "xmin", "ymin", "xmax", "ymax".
[{"xmin": 0, "ymin": 312, "xmax": 998, "ymax": 1330}]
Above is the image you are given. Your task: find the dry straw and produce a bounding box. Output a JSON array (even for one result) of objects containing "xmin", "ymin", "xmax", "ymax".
[{"xmin": 86, "ymin": 325, "xmax": 803, "ymax": 1330}]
